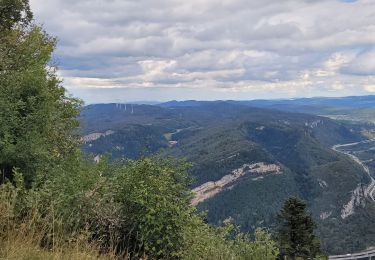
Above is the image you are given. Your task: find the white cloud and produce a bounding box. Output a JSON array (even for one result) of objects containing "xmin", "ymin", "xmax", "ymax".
[
  {"xmin": 364, "ymin": 85, "xmax": 375, "ymax": 92},
  {"xmin": 343, "ymin": 50, "xmax": 375, "ymax": 75},
  {"xmin": 30, "ymin": 0, "xmax": 375, "ymax": 101}
]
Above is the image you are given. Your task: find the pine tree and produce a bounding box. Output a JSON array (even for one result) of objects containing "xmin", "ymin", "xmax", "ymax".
[{"xmin": 277, "ymin": 197, "xmax": 321, "ymax": 260}]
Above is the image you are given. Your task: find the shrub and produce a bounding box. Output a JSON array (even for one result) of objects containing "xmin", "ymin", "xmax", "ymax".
[{"xmin": 1, "ymin": 155, "xmax": 279, "ymax": 259}]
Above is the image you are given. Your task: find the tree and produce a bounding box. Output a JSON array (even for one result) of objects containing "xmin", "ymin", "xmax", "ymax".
[
  {"xmin": 0, "ymin": 0, "xmax": 32, "ymax": 31},
  {"xmin": 0, "ymin": 1, "xmax": 283, "ymax": 259},
  {"xmin": 0, "ymin": 0, "xmax": 82, "ymax": 184},
  {"xmin": 277, "ymin": 197, "xmax": 321, "ymax": 260}
]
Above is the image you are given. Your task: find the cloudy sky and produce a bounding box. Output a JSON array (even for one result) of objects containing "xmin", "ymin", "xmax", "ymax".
[{"xmin": 30, "ymin": 0, "xmax": 375, "ymax": 103}]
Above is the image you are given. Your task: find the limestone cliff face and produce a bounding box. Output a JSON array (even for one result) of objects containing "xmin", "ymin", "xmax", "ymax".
[
  {"xmin": 191, "ymin": 162, "xmax": 281, "ymax": 206},
  {"xmin": 83, "ymin": 130, "xmax": 115, "ymax": 143}
]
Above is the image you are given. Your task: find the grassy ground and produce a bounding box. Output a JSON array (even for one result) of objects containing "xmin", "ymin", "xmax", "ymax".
[
  {"xmin": 0, "ymin": 195, "xmax": 118, "ymax": 260},
  {"xmin": 0, "ymin": 225, "xmax": 117, "ymax": 260}
]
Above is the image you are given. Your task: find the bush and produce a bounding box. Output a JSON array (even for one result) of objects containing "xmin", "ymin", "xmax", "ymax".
[
  {"xmin": 0, "ymin": 1, "xmax": 281, "ymax": 258},
  {"xmin": 0, "ymin": 174, "xmax": 117, "ymax": 260},
  {"xmin": 0, "ymin": 155, "xmax": 279, "ymax": 259}
]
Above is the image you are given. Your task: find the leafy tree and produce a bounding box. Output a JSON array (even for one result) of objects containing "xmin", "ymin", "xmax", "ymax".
[
  {"xmin": 0, "ymin": 0, "xmax": 82, "ymax": 184},
  {"xmin": 0, "ymin": 0, "xmax": 32, "ymax": 31},
  {"xmin": 0, "ymin": 1, "xmax": 282, "ymax": 259},
  {"xmin": 277, "ymin": 197, "xmax": 321, "ymax": 260}
]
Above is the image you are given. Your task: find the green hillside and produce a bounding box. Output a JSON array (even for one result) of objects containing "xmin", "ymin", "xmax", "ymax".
[
  {"xmin": 81, "ymin": 102, "xmax": 375, "ymax": 254},
  {"xmin": 0, "ymin": 2, "xmax": 284, "ymax": 258}
]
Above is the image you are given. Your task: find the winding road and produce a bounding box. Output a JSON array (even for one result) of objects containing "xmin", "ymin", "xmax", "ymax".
[
  {"xmin": 332, "ymin": 139, "xmax": 375, "ymax": 203},
  {"xmin": 329, "ymin": 248, "xmax": 375, "ymax": 260},
  {"xmin": 329, "ymin": 139, "xmax": 375, "ymax": 259}
]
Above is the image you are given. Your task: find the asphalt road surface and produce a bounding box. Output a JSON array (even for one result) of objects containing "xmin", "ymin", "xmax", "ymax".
[{"xmin": 329, "ymin": 249, "xmax": 375, "ymax": 260}]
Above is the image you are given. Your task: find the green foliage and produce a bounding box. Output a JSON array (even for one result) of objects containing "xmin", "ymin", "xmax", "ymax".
[
  {"xmin": 80, "ymin": 102, "xmax": 375, "ymax": 255},
  {"xmin": 0, "ymin": 1, "xmax": 342, "ymax": 258},
  {"xmin": 33, "ymin": 156, "xmax": 192, "ymax": 258},
  {"xmin": 0, "ymin": 178, "xmax": 117, "ymax": 260},
  {"xmin": 182, "ymin": 220, "xmax": 279, "ymax": 260},
  {"xmin": 0, "ymin": 0, "xmax": 82, "ymax": 184},
  {"xmin": 0, "ymin": 0, "xmax": 32, "ymax": 31},
  {"xmin": 234, "ymin": 228, "xmax": 279, "ymax": 260},
  {"xmin": 0, "ymin": 155, "xmax": 280, "ymax": 259},
  {"xmin": 82, "ymin": 125, "xmax": 169, "ymax": 159},
  {"xmin": 277, "ymin": 197, "xmax": 321, "ymax": 259},
  {"xmin": 110, "ymin": 157, "xmax": 193, "ymax": 257},
  {"xmin": 198, "ymin": 170, "xmax": 299, "ymax": 231}
]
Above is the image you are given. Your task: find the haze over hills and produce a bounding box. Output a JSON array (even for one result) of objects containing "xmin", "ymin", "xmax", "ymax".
[{"xmin": 80, "ymin": 96, "xmax": 375, "ymax": 254}]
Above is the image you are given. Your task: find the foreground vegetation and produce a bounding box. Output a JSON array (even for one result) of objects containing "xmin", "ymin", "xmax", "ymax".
[
  {"xmin": 0, "ymin": 156, "xmax": 281, "ymax": 259},
  {"xmin": 0, "ymin": 1, "xmax": 328, "ymax": 259},
  {"xmin": 0, "ymin": 1, "xmax": 280, "ymax": 258}
]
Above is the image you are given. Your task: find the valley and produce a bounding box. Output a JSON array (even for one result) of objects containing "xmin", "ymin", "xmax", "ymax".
[
  {"xmin": 80, "ymin": 96, "xmax": 375, "ymax": 255},
  {"xmin": 334, "ymin": 140, "xmax": 375, "ymax": 199},
  {"xmin": 3, "ymin": 0, "xmax": 375, "ymax": 258}
]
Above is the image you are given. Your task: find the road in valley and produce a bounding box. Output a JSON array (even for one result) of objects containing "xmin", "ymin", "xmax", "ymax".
[
  {"xmin": 332, "ymin": 139, "xmax": 375, "ymax": 202},
  {"xmin": 329, "ymin": 139, "xmax": 375, "ymax": 259},
  {"xmin": 329, "ymin": 248, "xmax": 375, "ymax": 260}
]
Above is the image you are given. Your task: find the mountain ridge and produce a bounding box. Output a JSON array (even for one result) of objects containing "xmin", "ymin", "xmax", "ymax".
[{"xmin": 80, "ymin": 99, "xmax": 375, "ymax": 254}]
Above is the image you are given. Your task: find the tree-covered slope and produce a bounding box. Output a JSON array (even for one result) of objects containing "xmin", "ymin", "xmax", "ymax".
[
  {"xmin": 80, "ymin": 101, "xmax": 375, "ymax": 254},
  {"xmin": 82, "ymin": 125, "xmax": 169, "ymax": 159}
]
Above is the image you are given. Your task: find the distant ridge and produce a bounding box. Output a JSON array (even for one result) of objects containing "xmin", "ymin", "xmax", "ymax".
[
  {"xmin": 84, "ymin": 95, "xmax": 375, "ymax": 108},
  {"xmin": 158, "ymin": 100, "xmax": 209, "ymax": 107},
  {"xmin": 159, "ymin": 95, "xmax": 375, "ymax": 109}
]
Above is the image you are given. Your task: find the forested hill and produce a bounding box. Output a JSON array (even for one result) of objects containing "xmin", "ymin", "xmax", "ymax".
[
  {"xmin": 0, "ymin": 2, "xmax": 285, "ymax": 258},
  {"xmin": 81, "ymin": 101, "xmax": 375, "ymax": 254},
  {"xmin": 161, "ymin": 95, "xmax": 375, "ymax": 109},
  {"xmin": 160, "ymin": 96, "xmax": 375, "ymax": 124},
  {"xmin": 4, "ymin": 0, "xmax": 374, "ymax": 258}
]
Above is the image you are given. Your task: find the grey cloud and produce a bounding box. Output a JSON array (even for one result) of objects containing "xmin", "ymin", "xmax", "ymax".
[
  {"xmin": 341, "ymin": 49, "xmax": 375, "ymax": 76},
  {"xmin": 30, "ymin": 0, "xmax": 375, "ymax": 102}
]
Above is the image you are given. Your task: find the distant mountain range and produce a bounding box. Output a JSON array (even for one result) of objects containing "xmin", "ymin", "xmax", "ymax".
[
  {"xmin": 160, "ymin": 95, "xmax": 375, "ymax": 124},
  {"xmin": 79, "ymin": 95, "xmax": 375, "ymax": 255},
  {"xmin": 160, "ymin": 95, "xmax": 375, "ymax": 108}
]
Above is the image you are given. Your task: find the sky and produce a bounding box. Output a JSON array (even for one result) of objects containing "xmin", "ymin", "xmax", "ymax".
[{"xmin": 30, "ymin": 0, "xmax": 375, "ymax": 103}]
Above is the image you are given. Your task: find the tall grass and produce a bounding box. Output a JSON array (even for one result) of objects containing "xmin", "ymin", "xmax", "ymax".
[
  {"xmin": 0, "ymin": 227, "xmax": 115, "ymax": 260},
  {"xmin": 0, "ymin": 159, "xmax": 280, "ymax": 260},
  {"xmin": 0, "ymin": 182, "xmax": 122, "ymax": 260}
]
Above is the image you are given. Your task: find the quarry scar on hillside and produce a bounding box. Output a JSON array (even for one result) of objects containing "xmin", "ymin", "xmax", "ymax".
[{"xmin": 191, "ymin": 162, "xmax": 281, "ymax": 206}]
